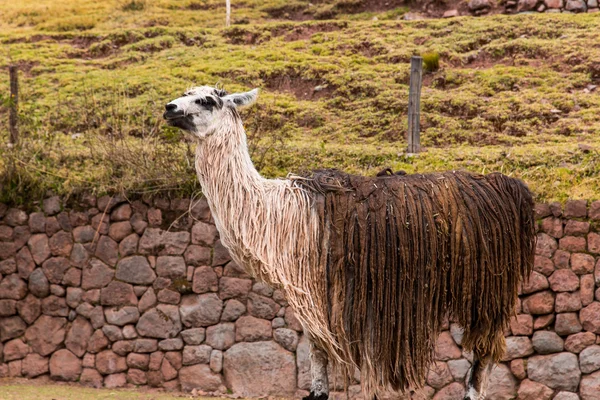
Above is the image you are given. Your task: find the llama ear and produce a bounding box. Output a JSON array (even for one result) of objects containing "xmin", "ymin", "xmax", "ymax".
[{"xmin": 223, "ymin": 89, "xmax": 259, "ymax": 108}]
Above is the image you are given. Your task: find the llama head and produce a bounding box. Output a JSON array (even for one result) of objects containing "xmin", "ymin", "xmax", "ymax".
[{"xmin": 163, "ymin": 85, "xmax": 258, "ymax": 139}]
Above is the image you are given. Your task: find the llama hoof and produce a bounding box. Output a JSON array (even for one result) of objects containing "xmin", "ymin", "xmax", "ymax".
[{"xmin": 303, "ymin": 392, "xmax": 329, "ymax": 400}]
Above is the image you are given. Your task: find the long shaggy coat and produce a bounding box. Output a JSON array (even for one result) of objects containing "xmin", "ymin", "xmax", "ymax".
[{"xmin": 291, "ymin": 169, "xmax": 536, "ymax": 395}]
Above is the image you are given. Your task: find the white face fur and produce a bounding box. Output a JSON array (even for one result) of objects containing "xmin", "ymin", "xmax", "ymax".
[{"xmin": 163, "ymin": 86, "xmax": 258, "ymax": 139}]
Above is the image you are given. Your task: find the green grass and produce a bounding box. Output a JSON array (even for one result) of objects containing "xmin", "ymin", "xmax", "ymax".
[
  {"xmin": 1, "ymin": 0, "xmax": 600, "ymax": 204},
  {"xmin": 0, "ymin": 378, "xmax": 212, "ymax": 399}
]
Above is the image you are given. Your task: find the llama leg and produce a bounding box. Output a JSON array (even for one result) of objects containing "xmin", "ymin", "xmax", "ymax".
[
  {"xmin": 303, "ymin": 339, "xmax": 329, "ymax": 400},
  {"xmin": 464, "ymin": 353, "xmax": 493, "ymax": 400}
]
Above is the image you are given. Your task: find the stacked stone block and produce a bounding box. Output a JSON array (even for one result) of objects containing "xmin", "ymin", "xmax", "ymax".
[{"xmin": 1, "ymin": 197, "xmax": 600, "ymax": 399}]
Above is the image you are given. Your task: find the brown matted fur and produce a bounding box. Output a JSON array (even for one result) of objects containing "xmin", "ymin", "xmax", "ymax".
[{"xmin": 293, "ymin": 169, "xmax": 536, "ymax": 395}]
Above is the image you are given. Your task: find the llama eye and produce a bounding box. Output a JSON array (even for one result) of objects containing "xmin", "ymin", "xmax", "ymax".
[{"xmin": 195, "ymin": 99, "xmax": 206, "ymax": 106}]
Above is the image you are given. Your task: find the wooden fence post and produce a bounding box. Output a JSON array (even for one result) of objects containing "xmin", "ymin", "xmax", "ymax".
[
  {"xmin": 9, "ymin": 65, "xmax": 19, "ymax": 145},
  {"xmin": 407, "ymin": 56, "xmax": 422, "ymax": 154}
]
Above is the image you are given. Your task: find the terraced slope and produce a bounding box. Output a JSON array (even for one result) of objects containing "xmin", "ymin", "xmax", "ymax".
[{"xmin": 1, "ymin": 0, "xmax": 599, "ymax": 203}]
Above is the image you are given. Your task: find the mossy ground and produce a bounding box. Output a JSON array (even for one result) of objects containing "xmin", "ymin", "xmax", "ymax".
[{"xmin": 1, "ymin": 0, "xmax": 599, "ymax": 204}]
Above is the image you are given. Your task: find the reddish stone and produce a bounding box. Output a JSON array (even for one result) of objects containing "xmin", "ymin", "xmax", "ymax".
[
  {"xmin": 127, "ymin": 353, "xmax": 150, "ymax": 370},
  {"xmin": 541, "ymin": 217, "xmax": 563, "ymax": 238},
  {"xmin": 432, "ymin": 382, "xmax": 465, "ymax": 400},
  {"xmin": 138, "ymin": 228, "xmax": 189, "ymax": 256},
  {"xmin": 87, "ymin": 330, "xmax": 109, "ymax": 354},
  {"xmin": 536, "ymin": 233, "xmax": 557, "ymax": 257},
  {"xmin": 581, "ymin": 274, "xmax": 595, "ymax": 306},
  {"xmin": 149, "ymin": 351, "xmax": 164, "ymax": 370},
  {"xmin": 510, "ymin": 359, "xmax": 526, "ymax": 380},
  {"xmin": 104, "ymin": 373, "xmax": 127, "ymax": 388},
  {"xmin": 555, "ymin": 313, "xmax": 582, "ymax": 335},
  {"xmin": 224, "ymin": 261, "xmax": 251, "ymax": 279},
  {"xmin": 532, "ymin": 330, "xmax": 564, "ymax": 354},
  {"xmin": 564, "ymin": 332, "xmax": 596, "ymax": 353},
  {"xmin": 553, "ymin": 249, "xmax": 571, "ymax": 270},
  {"xmin": 82, "ymin": 259, "xmax": 114, "ymax": 290},
  {"xmin": 581, "ymin": 370, "xmax": 600, "ymax": 400},
  {"xmin": 205, "ymin": 323, "xmax": 235, "ymax": 351},
  {"xmin": 45, "ymin": 217, "xmax": 61, "ymax": 236},
  {"xmin": 146, "ymin": 370, "xmax": 163, "ymax": 387},
  {"xmin": 235, "ymin": 316, "xmax": 272, "ymax": 342},
  {"xmin": 565, "ymin": 220, "xmax": 589, "ymax": 236},
  {"xmin": 580, "ymin": 302, "xmax": 600, "ymax": 333},
  {"xmin": 4, "ymin": 208, "xmax": 28, "ymax": 226},
  {"xmin": 108, "ymin": 221, "xmax": 132, "ymax": 242},
  {"xmin": 510, "ymin": 314, "xmax": 533, "ymax": 336},
  {"xmin": 183, "ymin": 344, "xmax": 211, "ymax": 365},
  {"xmin": 247, "ymin": 292, "xmax": 280, "ymax": 320},
  {"xmin": 180, "ymin": 363, "xmax": 223, "ymax": 392},
  {"xmin": 147, "ymin": 208, "xmax": 162, "ymax": 227},
  {"xmin": 115, "ymin": 256, "xmax": 156, "ymax": 285},
  {"xmin": 100, "ymin": 281, "xmax": 138, "ymax": 306},
  {"xmin": 522, "ymin": 291, "xmax": 555, "ymax": 315},
  {"xmin": 118, "ymin": 233, "xmax": 138, "ymax": 257},
  {"xmin": 221, "ymin": 299, "xmax": 246, "ymax": 322},
  {"xmin": 41, "ymin": 257, "xmax": 69, "ymax": 284},
  {"xmin": 0, "ymin": 316, "xmax": 26, "ymax": 342},
  {"xmin": 134, "ymin": 338, "xmax": 158, "ymax": 353},
  {"xmin": 156, "ymin": 256, "xmax": 186, "ymax": 279},
  {"xmin": 184, "ymin": 245, "xmax": 211, "ymax": 267},
  {"xmin": 426, "ymin": 361, "xmax": 453, "ymax": 389},
  {"xmin": 50, "ymin": 349, "xmax": 81, "ymax": 381},
  {"xmin": 138, "ymin": 288, "xmax": 157, "ymax": 313},
  {"xmin": 42, "ymin": 295, "xmax": 68, "ymax": 317},
  {"xmin": 181, "ymin": 328, "xmax": 205, "ymax": 345},
  {"xmin": 111, "ymin": 204, "xmax": 132, "ymax": 222},
  {"xmin": 545, "ymin": 0, "xmax": 563, "ymax": 8},
  {"xmin": 0, "ymin": 274, "xmax": 27, "ymax": 300},
  {"xmin": 28, "ymin": 213, "xmax": 46, "ymax": 233},
  {"xmin": 589, "ymin": 232, "xmax": 600, "ymax": 254},
  {"xmin": 564, "ymin": 200, "xmax": 587, "ymax": 217},
  {"xmin": 192, "ymin": 266, "xmax": 218, "ymax": 294},
  {"xmin": 212, "ymin": 240, "xmax": 232, "ymax": 266},
  {"xmin": 104, "ymin": 306, "xmax": 139, "ymax": 326},
  {"xmin": 522, "ymin": 271, "xmax": 549, "ymax": 294},
  {"xmin": 21, "ymin": 354, "xmax": 49, "ymax": 378},
  {"xmin": 127, "ymin": 368, "xmax": 147, "ymax": 385},
  {"xmin": 62, "ymin": 268, "xmax": 81, "ymax": 287},
  {"xmin": 517, "ymin": 379, "xmax": 554, "ymax": 400},
  {"xmin": 559, "ymin": 236, "xmax": 586, "ymax": 252},
  {"xmin": 72, "ymin": 226, "xmax": 95, "ymax": 243},
  {"xmin": 549, "ymin": 269, "xmax": 579, "ymax": 292},
  {"xmin": 69, "ymin": 211, "xmax": 88, "ymax": 227},
  {"xmin": 0, "ymin": 299, "xmax": 16, "ymax": 317},
  {"xmin": 503, "ymin": 336, "xmax": 534, "ymax": 360},
  {"xmin": 590, "ymin": 200, "xmax": 600, "ymax": 220},
  {"xmin": 48, "ymin": 231, "xmax": 73, "ymax": 257},
  {"xmin": 161, "ymin": 358, "xmax": 178, "ymax": 381},
  {"xmin": 528, "ymin": 352, "xmax": 580, "ymax": 391},
  {"xmin": 7, "ymin": 360, "xmax": 21, "ymax": 377},
  {"xmin": 556, "ymin": 292, "xmax": 582, "ymax": 312},
  {"xmin": 571, "ymin": 253, "xmax": 595, "ymax": 275},
  {"xmin": 219, "ymin": 277, "xmax": 252, "ymax": 300},
  {"xmin": 95, "ymin": 236, "xmax": 119, "ymax": 266},
  {"xmin": 16, "ymin": 294, "xmax": 41, "ymax": 324},
  {"xmin": 96, "ymin": 350, "xmax": 127, "ymax": 375},
  {"xmin": 65, "ymin": 317, "xmax": 94, "ymax": 357},
  {"xmin": 25, "ymin": 315, "xmax": 66, "ymax": 356},
  {"xmin": 112, "ymin": 340, "xmax": 134, "ymax": 356},
  {"xmin": 28, "ymin": 268, "xmax": 49, "ymax": 298},
  {"xmin": 180, "ymin": 294, "xmax": 223, "ymax": 328},
  {"xmin": 191, "ymin": 221, "xmax": 218, "ymax": 246},
  {"xmin": 157, "ymin": 289, "xmax": 180, "ymax": 305},
  {"xmin": 3, "ymin": 339, "xmax": 29, "ymax": 361},
  {"xmin": 27, "ymin": 234, "xmax": 50, "ymax": 265},
  {"xmin": 433, "ymin": 331, "xmax": 462, "ymax": 361},
  {"xmin": 136, "ymin": 305, "xmax": 182, "ymax": 339},
  {"xmin": 82, "ymin": 353, "xmax": 95, "ymax": 368}
]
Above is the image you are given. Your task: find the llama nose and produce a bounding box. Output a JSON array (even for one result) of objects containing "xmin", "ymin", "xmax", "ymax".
[{"xmin": 165, "ymin": 103, "xmax": 178, "ymax": 112}]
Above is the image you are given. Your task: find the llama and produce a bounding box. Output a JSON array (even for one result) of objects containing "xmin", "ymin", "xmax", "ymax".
[{"xmin": 163, "ymin": 86, "xmax": 536, "ymax": 400}]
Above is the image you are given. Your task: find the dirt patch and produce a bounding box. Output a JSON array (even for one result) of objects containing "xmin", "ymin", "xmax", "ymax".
[
  {"xmin": 264, "ymin": 73, "xmax": 335, "ymax": 100},
  {"xmin": 271, "ymin": 21, "xmax": 347, "ymax": 41}
]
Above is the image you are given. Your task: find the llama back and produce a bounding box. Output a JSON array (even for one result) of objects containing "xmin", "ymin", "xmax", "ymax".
[{"xmin": 294, "ymin": 169, "xmax": 536, "ymax": 396}]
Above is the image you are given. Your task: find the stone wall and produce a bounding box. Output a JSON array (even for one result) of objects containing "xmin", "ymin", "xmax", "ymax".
[{"xmin": 0, "ymin": 196, "xmax": 599, "ymax": 399}]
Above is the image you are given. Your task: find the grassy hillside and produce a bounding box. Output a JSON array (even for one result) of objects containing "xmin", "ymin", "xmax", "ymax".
[{"xmin": 1, "ymin": 0, "xmax": 600, "ymax": 204}]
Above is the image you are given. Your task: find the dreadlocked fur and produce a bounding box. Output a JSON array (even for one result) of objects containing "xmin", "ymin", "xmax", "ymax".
[
  {"xmin": 169, "ymin": 86, "xmax": 535, "ymax": 398},
  {"xmin": 291, "ymin": 169, "xmax": 536, "ymax": 395}
]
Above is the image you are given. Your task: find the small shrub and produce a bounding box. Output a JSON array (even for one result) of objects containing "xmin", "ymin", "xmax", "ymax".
[
  {"xmin": 422, "ymin": 52, "xmax": 440, "ymax": 73},
  {"xmin": 122, "ymin": 0, "xmax": 146, "ymax": 12}
]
